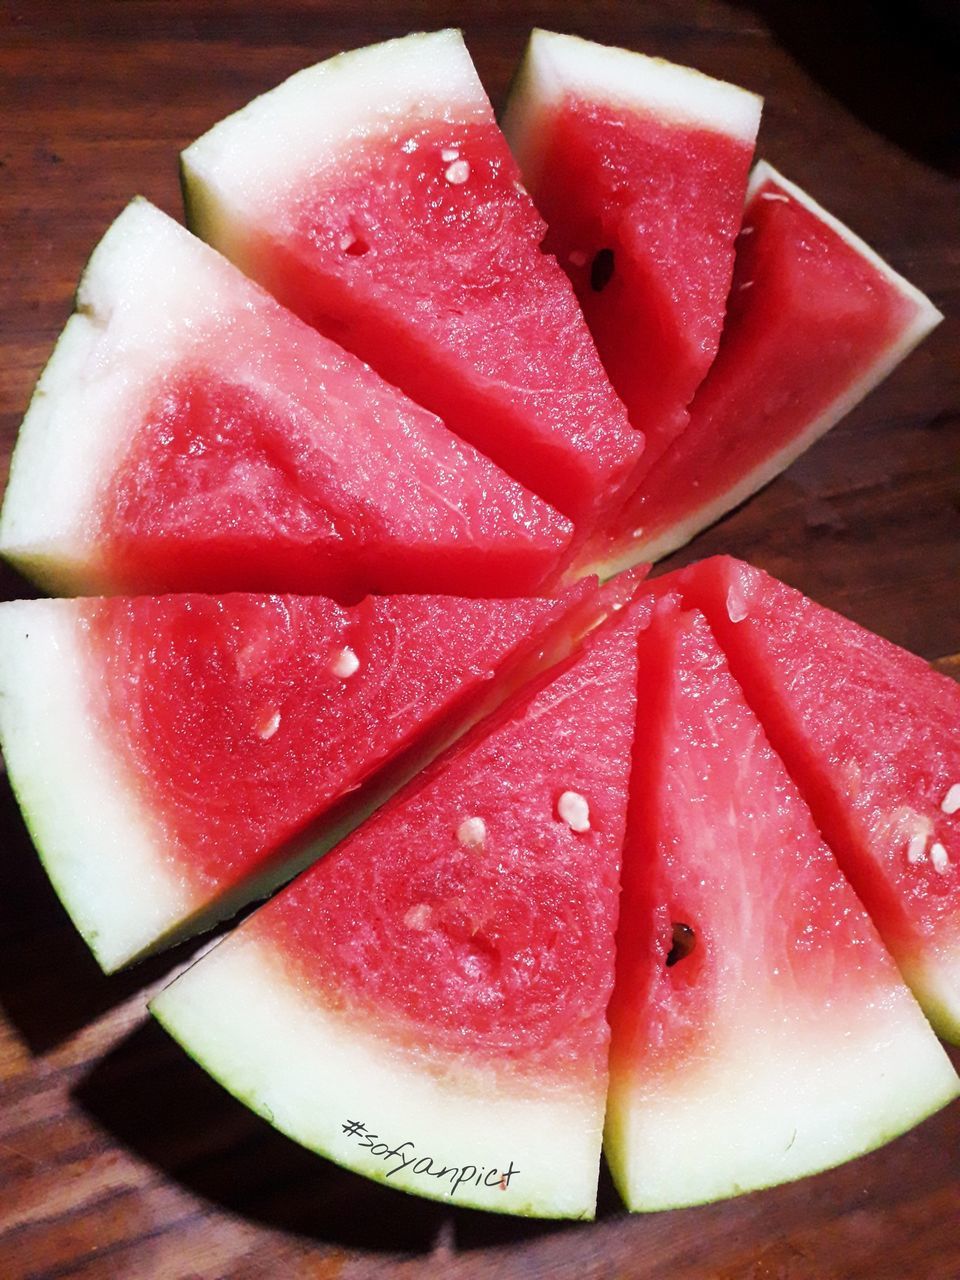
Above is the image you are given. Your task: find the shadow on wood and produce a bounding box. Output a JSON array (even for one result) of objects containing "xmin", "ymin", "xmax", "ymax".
[
  {"xmin": 740, "ymin": 0, "xmax": 960, "ymax": 175},
  {"xmin": 0, "ymin": 774, "xmax": 231, "ymax": 1055}
]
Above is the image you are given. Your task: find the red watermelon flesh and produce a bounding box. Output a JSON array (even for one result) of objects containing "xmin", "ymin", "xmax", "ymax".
[
  {"xmin": 0, "ymin": 200, "xmax": 571, "ymax": 599},
  {"xmin": 662, "ymin": 555, "xmax": 960, "ymax": 1042},
  {"xmin": 151, "ymin": 602, "xmax": 646, "ymax": 1218},
  {"xmin": 181, "ymin": 30, "xmax": 643, "ymax": 533},
  {"xmin": 575, "ymin": 163, "xmax": 942, "ymax": 578},
  {"xmin": 0, "ymin": 583, "xmax": 597, "ymax": 972},
  {"xmin": 605, "ymin": 603, "xmax": 958, "ymax": 1211},
  {"xmin": 503, "ymin": 30, "xmax": 761, "ymax": 467}
]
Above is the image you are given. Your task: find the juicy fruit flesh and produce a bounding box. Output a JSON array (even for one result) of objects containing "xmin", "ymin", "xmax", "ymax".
[
  {"xmin": 226, "ymin": 118, "xmax": 643, "ymax": 526},
  {"xmin": 664, "ymin": 557, "xmax": 960, "ymax": 1032},
  {"xmin": 611, "ymin": 606, "xmax": 900, "ymax": 1077},
  {"xmin": 95, "ymin": 353, "xmax": 571, "ymax": 601},
  {"xmin": 254, "ymin": 607, "xmax": 643, "ymax": 1081},
  {"xmin": 536, "ymin": 95, "xmax": 755, "ymax": 462},
  {"xmin": 585, "ymin": 175, "xmax": 920, "ymax": 568},
  {"xmin": 83, "ymin": 592, "xmax": 561, "ymax": 893}
]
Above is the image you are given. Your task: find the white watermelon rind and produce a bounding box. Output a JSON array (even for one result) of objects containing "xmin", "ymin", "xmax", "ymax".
[
  {"xmin": 604, "ymin": 994, "xmax": 959, "ymax": 1212},
  {"xmin": 0, "ymin": 599, "xmax": 198, "ymax": 970},
  {"xmin": 181, "ymin": 29, "xmax": 490, "ymax": 261},
  {"xmin": 151, "ymin": 932, "xmax": 603, "ymax": 1219},
  {"xmin": 582, "ymin": 160, "xmax": 944, "ymax": 577},
  {"xmin": 501, "ymin": 28, "xmax": 763, "ymax": 193}
]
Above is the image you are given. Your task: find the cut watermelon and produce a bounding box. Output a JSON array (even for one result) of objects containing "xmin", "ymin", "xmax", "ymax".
[
  {"xmin": 658, "ymin": 556, "xmax": 960, "ymax": 1043},
  {"xmin": 181, "ymin": 30, "xmax": 644, "ymax": 533},
  {"xmin": 503, "ymin": 30, "xmax": 761, "ymax": 467},
  {"xmin": 606, "ymin": 603, "xmax": 958, "ymax": 1211},
  {"xmin": 0, "ymin": 199, "xmax": 571, "ymax": 599},
  {"xmin": 0, "ymin": 584, "xmax": 597, "ymax": 972},
  {"xmin": 151, "ymin": 604, "xmax": 646, "ymax": 1218},
  {"xmin": 576, "ymin": 162, "xmax": 943, "ymax": 578}
]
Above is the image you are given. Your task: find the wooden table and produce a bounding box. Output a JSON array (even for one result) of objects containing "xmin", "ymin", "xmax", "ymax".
[{"xmin": 2, "ymin": 2, "xmax": 958, "ymax": 1276}]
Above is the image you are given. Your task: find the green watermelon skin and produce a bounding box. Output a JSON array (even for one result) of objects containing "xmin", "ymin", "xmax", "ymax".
[
  {"xmin": 0, "ymin": 200, "xmax": 571, "ymax": 600},
  {"xmin": 181, "ymin": 30, "xmax": 643, "ymax": 535},
  {"xmin": 657, "ymin": 556, "xmax": 960, "ymax": 1043},
  {"xmin": 151, "ymin": 603, "xmax": 646, "ymax": 1218},
  {"xmin": 606, "ymin": 603, "xmax": 958, "ymax": 1211},
  {"xmin": 0, "ymin": 584, "xmax": 597, "ymax": 972}
]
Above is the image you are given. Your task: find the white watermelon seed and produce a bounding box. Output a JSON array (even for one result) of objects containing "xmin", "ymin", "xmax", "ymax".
[
  {"xmin": 457, "ymin": 817, "xmax": 487, "ymax": 849},
  {"xmin": 930, "ymin": 842, "xmax": 950, "ymax": 873},
  {"xmin": 441, "ymin": 147, "xmax": 459, "ymax": 162},
  {"xmin": 445, "ymin": 159, "xmax": 471, "ymax": 185},
  {"xmin": 726, "ymin": 585, "xmax": 748, "ymax": 623},
  {"xmin": 738, "ymin": 280, "xmax": 754, "ymax": 291},
  {"xmin": 907, "ymin": 832, "xmax": 928, "ymax": 863},
  {"xmin": 739, "ymin": 224, "xmax": 755, "ymax": 236},
  {"xmin": 558, "ymin": 790, "xmax": 590, "ymax": 833},
  {"xmin": 331, "ymin": 646, "xmax": 360, "ymax": 678},
  {"xmin": 941, "ymin": 784, "xmax": 960, "ymax": 815},
  {"xmin": 761, "ymin": 191, "xmax": 790, "ymax": 203},
  {"xmin": 404, "ymin": 903, "xmax": 432, "ymax": 931},
  {"xmin": 632, "ymin": 527, "xmax": 645, "ymax": 539},
  {"xmin": 256, "ymin": 709, "xmax": 281, "ymax": 741},
  {"xmin": 339, "ymin": 234, "xmax": 356, "ymax": 252}
]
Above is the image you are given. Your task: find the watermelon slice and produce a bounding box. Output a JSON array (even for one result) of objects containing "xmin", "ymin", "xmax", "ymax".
[
  {"xmin": 180, "ymin": 30, "xmax": 644, "ymax": 533},
  {"xmin": 606, "ymin": 602, "xmax": 958, "ymax": 1212},
  {"xmin": 502, "ymin": 29, "xmax": 761, "ymax": 468},
  {"xmin": 658, "ymin": 556, "xmax": 960, "ymax": 1043},
  {"xmin": 0, "ymin": 584, "xmax": 598, "ymax": 972},
  {"xmin": 151, "ymin": 604, "xmax": 646, "ymax": 1218},
  {"xmin": 0, "ymin": 199, "xmax": 571, "ymax": 599},
  {"xmin": 576, "ymin": 162, "xmax": 943, "ymax": 578}
]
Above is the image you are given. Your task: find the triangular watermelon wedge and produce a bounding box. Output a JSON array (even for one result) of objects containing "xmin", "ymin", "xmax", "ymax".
[
  {"xmin": 503, "ymin": 29, "xmax": 761, "ymax": 468},
  {"xmin": 151, "ymin": 602, "xmax": 647, "ymax": 1218},
  {"xmin": 576, "ymin": 163, "xmax": 942, "ymax": 578},
  {"xmin": 0, "ymin": 200, "xmax": 571, "ymax": 599},
  {"xmin": 181, "ymin": 30, "xmax": 644, "ymax": 533},
  {"xmin": 659, "ymin": 555, "xmax": 960, "ymax": 1043},
  {"xmin": 606, "ymin": 602, "xmax": 958, "ymax": 1212},
  {"xmin": 0, "ymin": 583, "xmax": 598, "ymax": 972}
]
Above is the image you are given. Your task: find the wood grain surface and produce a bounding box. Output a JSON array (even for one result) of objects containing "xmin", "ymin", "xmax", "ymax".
[{"xmin": 1, "ymin": 2, "xmax": 958, "ymax": 1277}]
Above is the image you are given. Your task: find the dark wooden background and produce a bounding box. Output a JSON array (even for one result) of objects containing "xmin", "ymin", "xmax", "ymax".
[{"xmin": 1, "ymin": 2, "xmax": 958, "ymax": 1276}]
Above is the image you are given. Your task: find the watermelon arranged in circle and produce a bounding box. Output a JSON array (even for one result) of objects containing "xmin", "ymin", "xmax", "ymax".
[
  {"xmin": 0, "ymin": 199, "xmax": 572, "ymax": 600},
  {"xmin": 151, "ymin": 602, "xmax": 647, "ymax": 1219},
  {"xmin": 605, "ymin": 601, "xmax": 958, "ymax": 1211},
  {"xmin": 659, "ymin": 556, "xmax": 960, "ymax": 1043},
  {"xmin": 503, "ymin": 29, "xmax": 761, "ymax": 469},
  {"xmin": 577, "ymin": 162, "xmax": 943, "ymax": 577},
  {"xmin": 180, "ymin": 29, "xmax": 644, "ymax": 535},
  {"xmin": 0, "ymin": 583, "xmax": 597, "ymax": 972},
  {"xmin": 0, "ymin": 22, "xmax": 955, "ymax": 1227}
]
